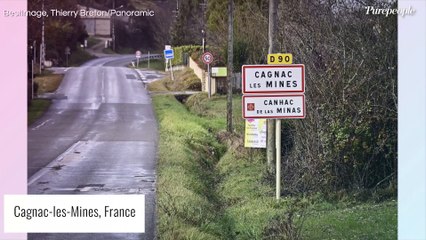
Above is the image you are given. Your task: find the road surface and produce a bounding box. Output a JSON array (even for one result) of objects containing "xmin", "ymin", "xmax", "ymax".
[{"xmin": 28, "ymin": 55, "xmax": 163, "ymax": 240}]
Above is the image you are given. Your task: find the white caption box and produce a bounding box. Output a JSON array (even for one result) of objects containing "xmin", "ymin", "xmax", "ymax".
[{"xmin": 4, "ymin": 195, "xmax": 145, "ymax": 233}]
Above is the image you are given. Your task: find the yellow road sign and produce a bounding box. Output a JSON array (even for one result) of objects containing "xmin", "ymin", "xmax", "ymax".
[{"xmin": 267, "ymin": 53, "xmax": 293, "ymax": 64}]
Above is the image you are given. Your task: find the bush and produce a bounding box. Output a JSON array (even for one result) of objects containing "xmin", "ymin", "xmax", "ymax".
[{"xmin": 171, "ymin": 45, "xmax": 202, "ymax": 66}]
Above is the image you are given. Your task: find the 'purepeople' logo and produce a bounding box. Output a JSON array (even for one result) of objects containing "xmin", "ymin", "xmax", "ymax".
[{"xmin": 365, "ymin": 6, "xmax": 415, "ymax": 17}]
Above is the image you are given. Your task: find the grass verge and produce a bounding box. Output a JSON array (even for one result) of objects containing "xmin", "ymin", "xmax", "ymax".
[
  {"xmin": 87, "ymin": 36, "xmax": 101, "ymax": 48},
  {"xmin": 34, "ymin": 74, "xmax": 63, "ymax": 95},
  {"xmin": 131, "ymin": 59, "xmax": 165, "ymax": 72},
  {"xmin": 148, "ymin": 68, "xmax": 201, "ymax": 92},
  {"xmin": 28, "ymin": 99, "xmax": 51, "ymax": 125},
  {"xmin": 153, "ymin": 95, "xmax": 230, "ymax": 239},
  {"xmin": 69, "ymin": 47, "xmax": 97, "ymax": 66},
  {"xmin": 153, "ymin": 93, "xmax": 397, "ymax": 239},
  {"xmin": 303, "ymin": 200, "xmax": 397, "ymax": 239},
  {"xmin": 29, "ymin": 72, "xmax": 63, "ymax": 125}
]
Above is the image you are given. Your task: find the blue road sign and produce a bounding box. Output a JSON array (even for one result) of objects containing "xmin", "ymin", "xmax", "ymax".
[{"xmin": 164, "ymin": 49, "xmax": 174, "ymax": 59}]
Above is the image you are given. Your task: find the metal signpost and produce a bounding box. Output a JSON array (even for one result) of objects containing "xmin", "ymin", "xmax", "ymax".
[
  {"xmin": 164, "ymin": 49, "xmax": 174, "ymax": 81},
  {"xmin": 65, "ymin": 47, "xmax": 71, "ymax": 67},
  {"xmin": 135, "ymin": 50, "xmax": 142, "ymax": 67},
  {"xmin": 242, "ymin": 54, "xmax": 306, "ymax": 200},
  {"xmin": 148, "ymin": 51, "xmax": 150, "ymax": 69},
  {"xmin": 201, "ymin": 52, "xmax": 214, "ymax": 98}
]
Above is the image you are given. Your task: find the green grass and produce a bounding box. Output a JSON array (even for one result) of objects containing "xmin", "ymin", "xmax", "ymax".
[
  {"xmin": 28, "ymin": 72, "xmax": 64, "ymax": 125},
  {"xmin": 34, "ymin": 74, "xmax": 63, "ymax": 95},
  {"xmin": 69, "ymin": 47, "xmax": 97, "ymax": 66},
  {"xmin": 303, "ymin": 200, "xmax": 397, "ymax": 239},
  {"xmin": 102, "ymin": 47, "xmax": 135, "ymax": 55},
  {"xmin": 147, "ymin": 68, "xmax": 201, "ymax": 92},
  {"xmin": 116, "ymin": 47, "xmax": 135, "ymax": 54},
  {"xmin": 102, "ymin": 48, "xmax": 116, "ymax": 54},
  {"xmin": 132, "ymin": 59, "xmax": 165, "ymax": 71},
  {"xmin": 153, "ymin": 93, "xmax": 397, "ymax": 239},
  {"xmin": 86, "ymin": 37, "xmax": 101, "ymax": 48},
  {"xmin": 153, "ymin": 95, "xmax": 230, "ymax": 239},
  {"xmin": 186, "ymin": 93, "xmax": 244, "ymax": 133},
  {"xmin": 28, "ymin": 99, "xmax": 51, "ymax": 125}
]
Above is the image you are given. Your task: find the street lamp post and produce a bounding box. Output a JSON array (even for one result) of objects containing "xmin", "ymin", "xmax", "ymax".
[
  {"xmin": 112, "ymin": 0, "xmax": 115, "ymax": 51},
  {"xmin": 41, "ymin": 0, "xmax": 46, "ymax": 72},
  {"xmin": 202, "ymin": 29, "xmax": 205, "ymax": 53},
  {"xmin": 30, "ymin": 45, "xmax": 34, "ymax": 100}
]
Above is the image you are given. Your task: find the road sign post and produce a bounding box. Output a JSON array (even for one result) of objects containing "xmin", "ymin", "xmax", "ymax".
[
  {"xmin": 164, "ymin": 49, "xmax": 175, "ymax": 81},
  {"xmin": 242, "ymin": 57, "xmax": 305, "ymax": 200},
  {"xmin": 136, "ymin": 50, "xmax": 142, "ymax": 68},
  {"xmin": 65, "ymin": 46, "xmax": 71, "ymax": 67},
  {"xmin": 148, "ymin": 51, "xmax": 150, "ymax": 69},
  {"xmin": 201, "ymin": 52, "xmax": 214, "ymax": 98}
]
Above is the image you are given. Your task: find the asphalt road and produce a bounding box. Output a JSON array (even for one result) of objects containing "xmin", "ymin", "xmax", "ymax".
[{"xmin": 28, "ymin": 55, "xmax": 163, "ymax": 240}]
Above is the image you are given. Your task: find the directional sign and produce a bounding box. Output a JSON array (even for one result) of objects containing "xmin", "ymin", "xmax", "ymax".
[
  {"xmin": 202, "ymin": 52, "xmax": 214, "ymax": 64},
  {"xmin": 136, "ymin": 50, "xmax": 142, "ymax": 58},
  {"xmin": 242, "ymin": 64, "xmax": 305, "ymax": 94},
  {"xmin": 242, "ymin": 95, "xmax": 305, "ymax": 119},
  {"xmin": 164, "ymin": 49, "xmax": 174, "ymax": 59}
]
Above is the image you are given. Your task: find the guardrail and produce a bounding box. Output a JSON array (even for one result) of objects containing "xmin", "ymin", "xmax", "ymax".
[{"xmin": 139, "ymin": 54, "xmax": 162, "ymax": 61}]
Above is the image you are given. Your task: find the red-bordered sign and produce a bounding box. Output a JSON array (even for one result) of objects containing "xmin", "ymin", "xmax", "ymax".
[
  {"xmin": 242, "ymin": 94, "xmax": 306, "ymax": 119},
  {"xmin": 202, "ymin": 52, "xmax": 214, "ymax": 64},
  {"xmin": 242, "ymin": 64, "xmax": 305, "ymax": 94}
]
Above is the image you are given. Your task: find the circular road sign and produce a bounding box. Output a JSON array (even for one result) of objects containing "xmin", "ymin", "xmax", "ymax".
[
  {"xmin": 202, "ymin": 52, "xmax": 214, "ymax": 65},
  {"xmin": 136, "ymin": 50, "xmax": 142, "ymax": 58}
]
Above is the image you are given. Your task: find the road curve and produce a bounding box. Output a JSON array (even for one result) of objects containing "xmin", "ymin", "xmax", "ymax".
[{"xmin": 28, "ymin": 55, "xmax": 162, "ymax": 240}]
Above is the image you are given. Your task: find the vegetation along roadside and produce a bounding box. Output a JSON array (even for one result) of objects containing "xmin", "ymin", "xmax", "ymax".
[{"xmin": 152, "ymin": 91, "xmax": 397, "ymax": 239}]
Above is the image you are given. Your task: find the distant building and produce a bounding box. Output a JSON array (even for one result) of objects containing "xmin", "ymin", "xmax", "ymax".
[{"xmin": 78, "ymin": 5, "xmax": 111, "ymax": 37}]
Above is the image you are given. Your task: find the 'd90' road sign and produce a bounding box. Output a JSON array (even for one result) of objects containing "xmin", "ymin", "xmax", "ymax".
[{"xmin": 267, "ymin": 53, "xmax": 292, "ymax": 64}]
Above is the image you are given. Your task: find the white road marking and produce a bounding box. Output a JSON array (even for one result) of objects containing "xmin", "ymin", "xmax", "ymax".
[
  {"xmin": 28, "ymin": 141, "xmax": 85, "ymax": 186},
  {"xmin": 31, "ymin": 119, "xmax": 51, "ymax": 130}
]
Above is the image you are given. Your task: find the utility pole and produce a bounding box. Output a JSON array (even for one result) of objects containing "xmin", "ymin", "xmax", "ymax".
[
  {"xmin": 112, "ymin": 0, "xmax": 115, "ymax": 51},
  {"xmin": 40, "ymin": 0, "xmax": 45, "ymax": 72},
  {"xmin": 111, "ymin": 1, "xmax": 123, "ymax": 52},
  {"xmin": 267, "ymin": 0, "xmax": 278, "ymax": 175},
  {"xmin": 200, "ymin": 0, "xmax": 207, "ymax": 53},
  {"xmin": 172, "ymin": 0, "xmax": 179, "ymax": 17},
  {"xmin": 226, "ymin": 0, "xmax": 234, "ymax": 133},
  {"xmin": 268, "ymin": 0, "xmax": 282, "ymax": 200},
  {"xmin": 33, "ymin": 40, "xmax": 37, "ymax": 74}
]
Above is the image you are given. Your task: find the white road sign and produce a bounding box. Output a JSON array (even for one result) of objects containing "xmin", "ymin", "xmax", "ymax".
[
  {"xmin": 135, "ymin": 50, "xmax": 141, "ymax": 58},
  {"xmin": 242, "ymin": 95, "xmax": 305, "ymax": 119},
  {"xmin": 242, "ymin": 64, "xmax": 305, "ymax": 94}
]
